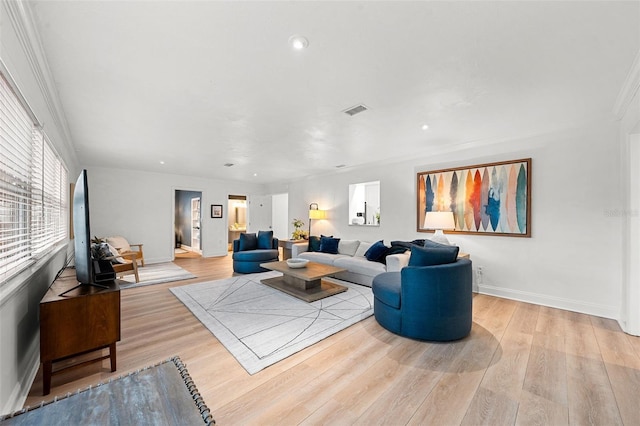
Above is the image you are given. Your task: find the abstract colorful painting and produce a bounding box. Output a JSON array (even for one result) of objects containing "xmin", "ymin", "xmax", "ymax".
[{"xmin": 417, "ymin": 158, "xmax": 531, "ymax": 237}]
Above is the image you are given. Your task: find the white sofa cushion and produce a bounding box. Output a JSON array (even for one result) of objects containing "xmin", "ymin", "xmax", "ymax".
[
  {"xmin": 298, "ymin": 252, "xmax": 349, "ymax": 266},
  {"xmin": 354, "ymin": 241, "xmax": 372, "ymax": 258},
  {"xmin": 386, "ymin": 252, "xmax": 411, "ymax": 272},
  {"xmin": 338, "ymin": 240, "xmax": 360, "ymax": 256},
  {"xmin": 334, "ymin": 256, "xmax": 386, "ymax": 277}
]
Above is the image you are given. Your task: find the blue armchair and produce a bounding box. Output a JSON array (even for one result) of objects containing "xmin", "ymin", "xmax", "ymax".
[
  {"xmin": 232, "ymin": 231, "xmax": 279, "ymax": 274},
  {"xmin": 371, "ymin": 258, "xmax": 472, "ymax": 341}
]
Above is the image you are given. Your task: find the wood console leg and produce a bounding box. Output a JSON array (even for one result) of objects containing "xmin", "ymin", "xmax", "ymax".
[
  {"xmin": 43, "ymin": 361, "xmax": 52, "ymax": 396},
  {"xmin": 109, "ymin": 343, "xmax": 117, "ymax": 372}
]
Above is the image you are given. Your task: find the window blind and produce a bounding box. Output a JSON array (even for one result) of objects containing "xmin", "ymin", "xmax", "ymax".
[
  {"xmin": 1, "ymin": 73, "xmax": 34, "ymax": 278},
  {"xmin": 0, "ymin": 72, "xmax": 68, "ymax": 284}
]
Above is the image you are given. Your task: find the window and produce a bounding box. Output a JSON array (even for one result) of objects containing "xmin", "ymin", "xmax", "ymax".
[{"xmin": 0, "ymin": 72, "xmax": 68, "ymax": 284}]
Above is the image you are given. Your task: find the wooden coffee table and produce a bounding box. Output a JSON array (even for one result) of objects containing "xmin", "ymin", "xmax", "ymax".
[{"xmin": 260, "ymin": 260, "xmax": 347, "ymax": 302}]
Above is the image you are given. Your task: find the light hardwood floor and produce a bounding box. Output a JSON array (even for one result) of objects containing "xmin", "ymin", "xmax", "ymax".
[{"xmin": 24, "ymin": 254, "xmax": 640, "ymax": 425}]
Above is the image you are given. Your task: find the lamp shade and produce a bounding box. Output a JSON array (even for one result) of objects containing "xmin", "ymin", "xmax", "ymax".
[
  {"xmin": 309, "ymin": 209, "xmax": 326, "ymax": 220},
  {"xmin": 424, "ymin": 211, "xmax": 455, "ymax": 230}
]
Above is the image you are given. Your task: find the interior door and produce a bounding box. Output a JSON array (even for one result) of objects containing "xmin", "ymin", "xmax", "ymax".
[
  {"xmin": 191, "ymin": 197, "xmax": 201, "ymax": 252},
  {"xmin": 246, "ymin": 195, "xmax": 272, "ymax": 233}
]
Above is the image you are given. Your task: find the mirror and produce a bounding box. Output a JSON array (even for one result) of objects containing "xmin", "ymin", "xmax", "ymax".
[{"xmin": 349, "ymin": 181, "xmax": 380, "ymax": 226}]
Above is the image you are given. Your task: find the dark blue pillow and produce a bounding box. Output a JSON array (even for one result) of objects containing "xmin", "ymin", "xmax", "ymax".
[
  {"xmin": 391, "ymin": 239, "xmax": 426, "ymax": 250},
  {"xmin": 408, "ymin": 245, "xmax": 459, "ymax": 266},
  {"xmin": 238, "ymin": 233, "xmax": 257, "ymax": 251},
  {"xmin": 319, "ymin": 236, "xmax": 340, "ymax": 254},
  {"xmin": 365, "ymin": 240, "xmax": 388, "ymax": 263},
  {"xmin": 386, "ymin": 245, "xmax": 408, "ymax": 255},
  {"xmin": 257, "ymin": 230, "xmax": 274, "ymax": 249},
  {"xmin": 308, "ymin": 235, "xmax": 321, "ymax": 252}
]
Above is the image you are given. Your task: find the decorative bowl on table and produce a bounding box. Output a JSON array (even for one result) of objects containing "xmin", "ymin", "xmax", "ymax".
[{"xmin": 286, "ymin": 258, "xmax": 309, "ymax": 269}]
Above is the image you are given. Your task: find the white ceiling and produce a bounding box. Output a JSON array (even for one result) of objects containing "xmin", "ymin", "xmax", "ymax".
[{"xmin": 30, "ymin": 1, "xmax": 639, "ymax": 184}]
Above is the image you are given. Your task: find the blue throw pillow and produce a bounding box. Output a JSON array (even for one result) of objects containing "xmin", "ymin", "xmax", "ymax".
[
  {"xmin": 364, "ymin": 240, "xmax": 388, "ymax": 263},
  {"xmin": 423, "ymin": 239, "xmax": 451, "ymax": 249},
  {"xmin": 238, "ymin": 232, "xmax": 257, "ymax": 251},
  {"xmin": 257, "ymin": 230, "xmax": 273, "ymax": 249},
  {"xmin": 319, "ymin": 236, "xmax": 340, "ymax": 254},
  {"xmin": 308, "ymin": 235, "xmax": 321, "ymax": 252},
  {"xmin": 408, "ymin": 245, "xmax": 459, "ymax": 266}
]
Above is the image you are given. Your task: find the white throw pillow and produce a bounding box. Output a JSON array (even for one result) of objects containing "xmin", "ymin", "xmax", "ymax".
[
  {"xmin": 106, "ymin": 236, "xmax": 131, "ymax": 253},
  {"xmin": 338, "ymin": 240, "xmax": 360, "ymax": 257},
  {"xmin": 355, "ymin": 241, "xmax": 372, "ymax": 258},
  {"xmin": 106, "ymin": 243, "xmax": 124, "ymax": 263}
]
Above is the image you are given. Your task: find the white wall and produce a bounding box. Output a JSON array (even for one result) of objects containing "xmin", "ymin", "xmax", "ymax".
[
  {"xmin": 282, "ymin": 122, "xmax": 623, "ymax": 320},
  {"xmin": 87, "ymin": 167, "xmax": 266, "ymax": 261}
]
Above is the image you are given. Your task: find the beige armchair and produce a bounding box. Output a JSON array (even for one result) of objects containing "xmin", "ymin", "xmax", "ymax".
[
  {"xmin": 107, "ymin": 252, "xmax": 140, "ymax": 283},
  {"xmin": 91, "ymin": 241, "xmax": 141, "ymax": 283},
  {"xmin": 106, "ymin": 236, "xmax": 145, "ymax": 267}
]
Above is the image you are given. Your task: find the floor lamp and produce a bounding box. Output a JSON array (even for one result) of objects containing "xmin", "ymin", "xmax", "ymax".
[{"xmin": 309, "ymin": 203, "xmax": 326, "ymax": 236}]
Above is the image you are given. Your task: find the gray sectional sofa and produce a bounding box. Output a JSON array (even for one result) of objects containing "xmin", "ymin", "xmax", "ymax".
[{"xmin": 291, "ymin": 240, "xmax": 410, "ymax": 287}]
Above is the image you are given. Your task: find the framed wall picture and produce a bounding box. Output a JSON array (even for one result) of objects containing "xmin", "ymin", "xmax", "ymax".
[
  {"xmin": 211, "ymin": 204, "xmax": 223, "ymax": 219},
  {"xmin": 417, "ymin": 158, "xmax": 531, "ymax": 237}
]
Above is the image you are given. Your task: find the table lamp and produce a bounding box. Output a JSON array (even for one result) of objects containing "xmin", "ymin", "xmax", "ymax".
[{"xmin": 424, "ymin": 211, "xmax": 455, "ymax": 245}]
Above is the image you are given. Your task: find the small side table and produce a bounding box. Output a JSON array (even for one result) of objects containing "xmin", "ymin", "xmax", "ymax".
[{"xmin": 279, "ymin": 239, "xmax": 307, "ymax": 260}]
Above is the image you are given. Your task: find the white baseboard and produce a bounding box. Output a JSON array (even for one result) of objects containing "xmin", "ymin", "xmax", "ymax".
[{"xmin": 477, "ymin": 284, "xmax": 619, "ymax": 320}]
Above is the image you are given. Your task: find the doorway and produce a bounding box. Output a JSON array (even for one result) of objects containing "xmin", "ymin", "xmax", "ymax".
[
  {"xmin": 228, "ymin": 195, "xmax": 247, "ymax": 251},
  {"xmin": 175, "ymin": 189, "xmax": 203, "ymax": 257},
  {"xmin": 226, "ymin": 194, "xmax": 289, "ymax": 250}
]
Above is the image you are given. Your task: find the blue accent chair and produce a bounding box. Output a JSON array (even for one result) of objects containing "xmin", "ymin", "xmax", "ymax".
[
  {"xmin": 371, "ymin": 258, "xmax": 472, "ymax": 341},
  {"xmin": 232, "ymin": 237, "xmax": 279, "ymax": 273}
]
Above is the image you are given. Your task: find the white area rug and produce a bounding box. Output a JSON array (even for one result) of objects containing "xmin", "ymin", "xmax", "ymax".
[
  {"xmin": 119, "ymin": 262, "xmax": 196, "ymax": 289},
  {"xmin": 170, "ymin": 271, "xmax": 373, "ymax": 374}
]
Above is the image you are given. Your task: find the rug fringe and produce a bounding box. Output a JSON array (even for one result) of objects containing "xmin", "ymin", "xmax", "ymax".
[
  {"xmin": 171, "ymin": 356, "xmax": 216, "ymax": 425},
  {"xmin": 1, "ymin": 356, "xmax": 215, "ymax": 425}
]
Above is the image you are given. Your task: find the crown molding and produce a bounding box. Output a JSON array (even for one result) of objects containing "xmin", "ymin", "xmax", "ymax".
[
  {"xmin": 3, "ymin": 0, "xmax": 78, "ymax": 166},
  {"xmin": 613, "ymin": 50, "xmax": 640, "ymax": 120}
]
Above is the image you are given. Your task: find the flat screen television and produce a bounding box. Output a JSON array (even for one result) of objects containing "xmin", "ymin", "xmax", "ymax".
[
  {"xmin": 60, "ymin": 169, "xmax": 111, "ymax": 296},
  {"xmin": 73, "ymin": 169, "xmax": 93, "ymax": 285}
]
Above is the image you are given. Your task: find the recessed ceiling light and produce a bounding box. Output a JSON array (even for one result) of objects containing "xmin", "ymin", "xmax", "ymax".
[
  {"xmin": 288, "ymin": 35, "xmax": 309, "ymax": 50},
  {"xmin": 160, "ymin": 161, "xmax": 165, "ymax": 164},
  {"xmin": 253, "ymin": 173, "xmax": 258, "ymax": 177},
  {"xmin": 422, "ymin": 124, "xmax": 429, "ymax": 130}
]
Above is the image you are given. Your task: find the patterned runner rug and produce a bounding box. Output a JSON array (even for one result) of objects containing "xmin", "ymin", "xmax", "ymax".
[
  {"xmin": 1, "ymin": 357, "xmax": 214, "ymax": 425},
  {"xmin": 170, "ymin": 271, "xmax": 373, "ymax": 374}
]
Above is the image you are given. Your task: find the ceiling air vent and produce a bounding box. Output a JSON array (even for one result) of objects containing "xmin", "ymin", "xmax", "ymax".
[
  {"xmin": 224, "ymin": 163, "xmax": 234, "ymax": 167},
  {"xmin": 343, "ymin": 104, "xmax": 368, "ymax": 116}
]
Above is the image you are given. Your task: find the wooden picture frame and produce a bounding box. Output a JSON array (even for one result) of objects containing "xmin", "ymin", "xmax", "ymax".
[
  {"xmin": 417, "ymin": 158, "xmax": 531, "ymax": 237},
  {"xmin": 211, "ymin": 204, "xmax": 223, "ymax": 218}
]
